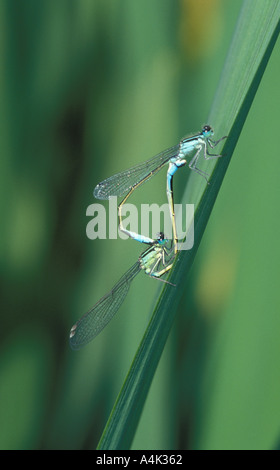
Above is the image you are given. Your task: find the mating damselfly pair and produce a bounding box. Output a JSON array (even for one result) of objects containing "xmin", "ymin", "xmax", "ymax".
[{"xmin": 69, "ymin": 126, "xmax": 227, "ymax": 349}]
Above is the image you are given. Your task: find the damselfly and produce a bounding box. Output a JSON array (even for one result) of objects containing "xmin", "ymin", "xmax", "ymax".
[
  {"xmin": 69, "ymin": 233, "xmax": 174, "ymax": 350},
  {"xmin": 94, "ymin": 125, "xmax": 227, "ymax": 253}
]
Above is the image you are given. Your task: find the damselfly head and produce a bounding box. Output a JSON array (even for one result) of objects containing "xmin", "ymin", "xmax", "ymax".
[
  {"xmin": 202, "ymin": 125, "xmax": 213, "ymax": 138},
  {"xmin": 155, "ymin": 232, "xmax": 167, "ymax": 245}
]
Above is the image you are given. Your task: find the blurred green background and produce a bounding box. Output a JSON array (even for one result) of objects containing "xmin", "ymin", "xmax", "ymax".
[{"xmin": 1, "ymin": 0, "xmax": 280, "ymax": 450}]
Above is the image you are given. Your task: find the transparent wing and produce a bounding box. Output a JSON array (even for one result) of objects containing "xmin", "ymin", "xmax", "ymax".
[
  {"xmin": 69, "ymin": 261, "xmax": 141, "ymax": 350},
  {"xmin": 94, "ymin": 143, "xmax": 180, "ymax": 199}
]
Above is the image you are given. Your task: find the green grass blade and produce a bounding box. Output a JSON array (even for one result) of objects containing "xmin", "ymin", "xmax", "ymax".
[{"xmin": 97, "ymin": 0, "xmax": 280, "ymax": 450}]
